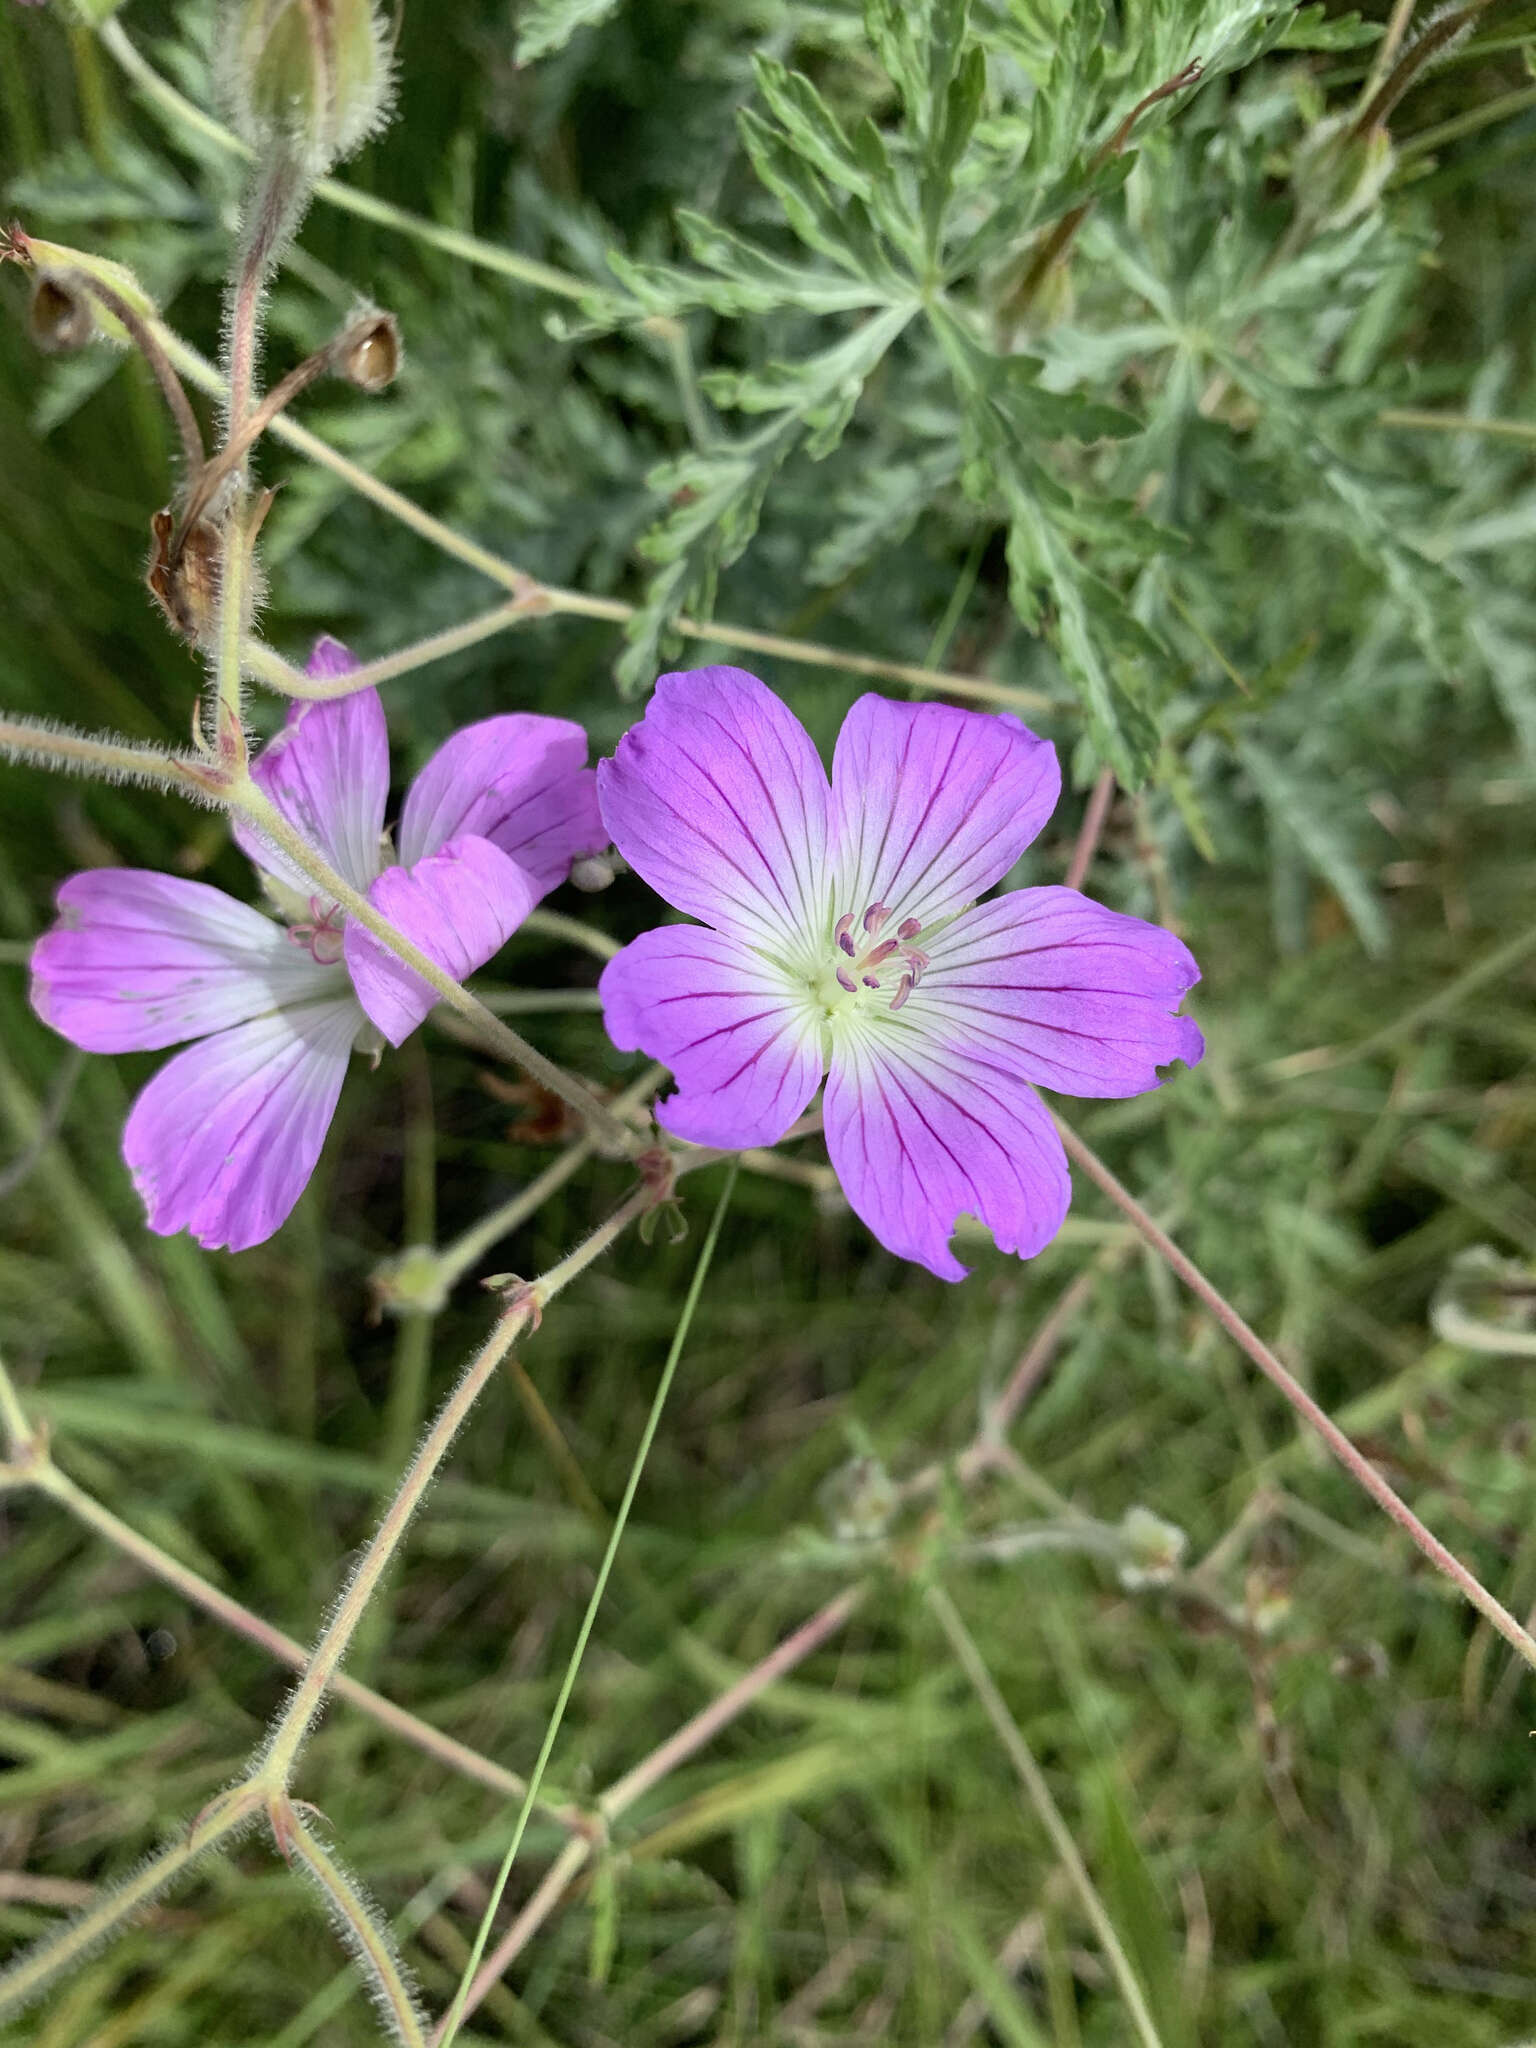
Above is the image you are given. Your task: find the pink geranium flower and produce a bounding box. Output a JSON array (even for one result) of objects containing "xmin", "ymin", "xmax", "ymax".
[
  {"xmin": 597, "ymin": 666, "xmax": 1204, "ymax": 1280},
  {"xmin": 30, "ymin": 640, "xmax": 604, "ymax": 1251}
]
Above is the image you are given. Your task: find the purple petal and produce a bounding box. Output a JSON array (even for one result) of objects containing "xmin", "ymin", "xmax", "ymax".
[
  {"xmin": 600, "ymin": 924, "xmax": 823, "ymax": 1148},
  {"xmin": 598, "ymin": 667, "xmax": 830, "ymax": 956},
  {"xmin": 123, "ymin": 997, "xmax": 360, "ymax": 1252},
  {"xmin": 921, "ymin": 886, "xmax": 1203, "ymax": 1097},
  {"xmin": 344, "ymin": 835, "xmax": 539, "ymax": 1046},
  {"xmin": 823, "ymin": 1030, "xmax": 1070, "ymax": 1281},
  {"xmin": 830, "ymin": 697, "xmax": 1060, "ymax": 930},
  {"xmin": 30, "ymin": 869, "xmax": 347, "ymax": 1053},
  {"xmin": 233, "ymin": 677, "xmax": 389, "ymax": 899},
  {"xmin": 306, "ymin": 634, "xmax": 359, "ymax": 681},
  {"xmin": 397, "ymin": 714, "xmax": 604, "ymax": 890}
]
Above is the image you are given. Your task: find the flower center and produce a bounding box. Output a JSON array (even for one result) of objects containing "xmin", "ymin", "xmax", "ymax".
[
  {"xmin": 816, "ymin": 900, "xmax": 929, "ymax": 1016},
  {"xmin": 287, "ymin": 896, "xmax": 347, "ymax": 966}
]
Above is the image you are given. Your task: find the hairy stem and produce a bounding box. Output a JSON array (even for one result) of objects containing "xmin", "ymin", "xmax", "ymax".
[
  {"xmin": 0, "ymin": 1786, "xmax": 263, "ymax": 2024},
  {"xmin": 436, "ymin": 1161, "xmax": 739, "ymax": 2048},
  {"xmin": 283, "ymin": 1810, "xmax": 429, "ymax": 2048},
  {"xmin": 0, "ymin": 715, "xmax": 215, "ymax": 799},
  {"xmin": 255, "ymin": 1298, "xmax": 529, "ymax": 1787},
  {"xmin": 150, "ymin": 320, "xmax": 1051, "ymax": 716},
  {"xmin": 259, "ymin": 1181, "xmax": 659, "ymax": 1790},
  {"xmin": 0, "ymin": 1339, "xmax": 565, "ymax": 1816},
  {"xmin": 1055, "ymin": 1117, "xmax": 1536, "ymax": 1675},
  {"xmin": 227, "ymin": 780, "xmax": 641, "ymax": 1158},
  {"xmin": 68, "ymin": 270, "xmax": 204, "ymax": 473},
  {"xmin": 431, "ymin": 1065, "xmax": 661, "ymax": 1294},
  {"xmin": 242, "ymin": 598, "xmax": 540, "ymax": 703}
]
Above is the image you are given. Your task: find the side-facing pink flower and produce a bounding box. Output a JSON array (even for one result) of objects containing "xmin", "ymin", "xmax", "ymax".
[
  {"xmin": 597, "ymin": 666, "xmax": 1203, "ymax": 1280},
  {"xmin": 30, "ymin": 639, "xmax": 604, "ymax": 1251}
]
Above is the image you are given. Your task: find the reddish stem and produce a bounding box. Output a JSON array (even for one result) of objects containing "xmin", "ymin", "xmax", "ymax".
[
  {"xmin": 1055, "ymin": 1117, "xmax": 1536, "ymax": 1675},
  {"xmin": 446, "ymin": 1586, "xmax": 866, "ymax": 2031},
  {"xmin": 1064, "ymin": 767, "xmax": 1117, "ymax": 891}
]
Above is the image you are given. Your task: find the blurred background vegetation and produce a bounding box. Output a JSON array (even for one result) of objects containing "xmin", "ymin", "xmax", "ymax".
[{"xmin": 3, "ymin": 0, "xmax": 1536, "ymax": 2040}]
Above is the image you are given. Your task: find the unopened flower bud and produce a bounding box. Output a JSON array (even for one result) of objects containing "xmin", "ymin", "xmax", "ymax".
[
  {"xmin": 224, "ymin": 0, "xmax": 392, "ymax": 171},
  {"xmin": 819, "ymin": 1454, "xmax": 897, "ymax": 1544},
  {"xmin": 1115, "ymin": 1504, "xmax": 1187, "ymax": 1590},
  {"xmin": 333, "ymin": 307, "xmax": 400, "ymax": 392},
  {"xmin": 369, "ymin": 1244, "xmax": 450, "ymax": 1319},
  {"xmin": 28, "ymin": 270, "xmax": 92, "ymax": 353},
  {"xmin": 569, "ymin": 853, "xmax": 616, "ymax": 893},
  {"xmin": 1291, "ymin": 115, "xmax": 1395, "ymax": 233}
]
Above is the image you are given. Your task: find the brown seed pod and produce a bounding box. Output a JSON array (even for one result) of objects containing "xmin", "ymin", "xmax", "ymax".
[
  {"xmin": 334, "ymin": 309, "xmax": 401, "ymax": 393},
  {"xmin": 146, "ymin": 509, "xmax": 224, "ymax": 646},
  {"xmin": 28, "ymin": 271, "xmax": 93, "ymax": 354}
]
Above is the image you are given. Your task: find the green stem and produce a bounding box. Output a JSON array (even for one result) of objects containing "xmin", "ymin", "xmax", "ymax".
[
  {"xmin": 259, "ymin": 1180, "xmax": 658, "ymax": 1789},
  {"xmin": 242, "ymin": 599, "xmax": 540, "ymax": 703},
  {"xmin": 522, "ymin": 908, "xmax": 622, "ymax": 962},
  {"xmin": 149, "ymin": 320, "xmax": 1051, "ymax": 716},
  {"xmin": 434, "ymin": 1160, "xmax": 740, "ymax": 2048},
  {"xmin": 433, "ymin": 1065, "xmax": 662, "ymax": 1294},
  {"xmin": 97, "ymin": 19, "xmax": 592, "ymax": 304},
  {"xmin": 285, "ymin": 1813, "xmax": 428, "ymax": 2047},
  {"xmin": 227, "ymin": 780, "xmax": 640, "ymax": 1158},
  {"xmin": 1396, "ymin": 81, "xmax": 1536, "ymax": 162},
  {"xmin": 1378, "ymin": 405, "xmax": 1536, "ymax": 442},
  {"xmin": 927, "ymin": 1584, "xmax": 1166, "ymax": 2048},
  {"xmin": 0, "ymin": 1786, "xmax": 263, "ymax": 2024}
]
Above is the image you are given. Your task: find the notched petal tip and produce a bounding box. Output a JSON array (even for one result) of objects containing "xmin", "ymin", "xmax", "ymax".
[
  {"xmin": 917, "ymin": 887, "xmax": 1206, "ymax": 1103},
  {"xmin": 823, "ymin": 1037, "xmax": 1071, "ymax": 1283},
  {"xmin": 597, "ymin": 667, "xmax": 831, "ymax": 953},
  {"xmin": 307, "ymin": 634, "xmax": 359, "ymax": 680}
]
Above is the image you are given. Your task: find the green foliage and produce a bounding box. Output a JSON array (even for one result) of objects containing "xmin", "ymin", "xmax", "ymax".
[{"xmin": 2, "ymin": 0, "xmax": 1536, "ymax": 2039}]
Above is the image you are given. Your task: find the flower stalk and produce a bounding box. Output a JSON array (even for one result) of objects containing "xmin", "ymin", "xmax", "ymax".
[
  {"xmin": 1054, "ymin": 1116, "xmax": 1536, "ymax": 1676},
  {"xmin": 256, "ymin": 1177, "xmax": 661, "ymax": 1793},
  {"xmin": 282, "ymin": 1807, "xmax": 429, "ymax": 2048},
  {"xmin": 0, "ymin": 1786, "xmax": 264, "ymax": 2023},
  {"xmin": 224, "ymin": 776, "xmax": 642, "ymax": 1158}
]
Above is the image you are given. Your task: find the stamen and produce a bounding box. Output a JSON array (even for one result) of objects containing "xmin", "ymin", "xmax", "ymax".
[
  {"xmin": 862, "ymin": 938, "xmax": 899, "ymax": 968},
  {"xmin": 862, "ymin": 902, "xmax": 890, "ymax": 938},
  {"xmin": 835, "ymin": 912, "xmax": 856, "ymax": 955},
  {"xmin": 862, "ymin": 974, "xmax": 881, "ymax": 990},
  {"xmin": 890, "ymin": 973, "xmax": 914, "ymax": 1013},
  {"xmin": 897, "ymin": 917, "xmax": 922, "ymax": 941},
  {"xmin": 836, "ymin": 966, "xmax": 858, "ymax": 994}
]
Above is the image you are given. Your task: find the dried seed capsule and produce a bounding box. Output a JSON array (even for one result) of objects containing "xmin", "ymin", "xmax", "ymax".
[
  {"xmin": 28, "ymin": 270, "xmax": 93, "ymax": 354},
  {"xmin": 146, "ymin": 510, "xmax": 225, "ymax": 647},
  {"xmin": 333, "ymin": 308, "xmax": 401, "ymax": 392}
]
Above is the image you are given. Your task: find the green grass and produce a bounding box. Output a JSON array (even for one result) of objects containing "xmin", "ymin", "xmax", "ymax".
[{"xmin": 3, "ymin": 0, "xmax": 1536, "ymax": 2041}]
